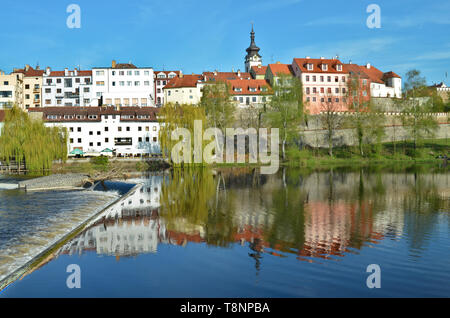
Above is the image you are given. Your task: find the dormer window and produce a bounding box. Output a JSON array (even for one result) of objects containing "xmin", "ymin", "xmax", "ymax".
[
  {"xmin": 249, "ymin": 87, "xmax": 257, "ymax": 92},
  {"xmin": 261, "ymin": 87, "xmax": 267, "ymax": 92},
  {"xmin": 321, "ymin": 64, "xmax": 328, "ymax": 71},
  {"xmin": 234, "ymin": 87, "xmax": 242, "ymax": 92},
  {"xmin": 336, "ymin": 64, "xmax": 342, "ymax": 71},
  {"xmin": 157, "ymin": 73, "xmax": 166, "ymax": 78},
  {"xmin": 307, "ymin": 63, "xmax": 313, "ymax": 71}
]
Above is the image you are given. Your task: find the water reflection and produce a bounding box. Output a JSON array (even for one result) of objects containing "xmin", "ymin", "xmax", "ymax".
[{"xmin": 55, "ymin": 167, "xmax": 449, "ymax": 268}]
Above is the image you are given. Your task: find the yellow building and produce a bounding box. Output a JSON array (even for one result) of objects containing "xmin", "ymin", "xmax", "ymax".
[
  {"xmin": 13, "ymin": 65, "xmax": 44, "ymax": 109},
  {"xmin": 0, "ymin": 71, "xmax": 23, "ymax": 109}
]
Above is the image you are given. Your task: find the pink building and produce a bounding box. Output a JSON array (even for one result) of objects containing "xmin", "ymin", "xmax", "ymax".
[{"xmin": 291, "ymin": 57, "xmax": 349, "ymax": 114}]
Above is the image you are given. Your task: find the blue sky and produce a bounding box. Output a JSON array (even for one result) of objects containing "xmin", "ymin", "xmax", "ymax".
[{"xmin": 0, "ymin": 0, "xmax": 449, "ymax": 85}]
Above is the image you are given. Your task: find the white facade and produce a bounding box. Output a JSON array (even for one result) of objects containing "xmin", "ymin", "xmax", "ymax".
[
  {"xmin": 91, "ymin": 62, "xmax": 155, "ymax": 107},
  {"xmin": 42, "ymin": 68, "xmax": 94, "ymax": 107},
  {"xmin": 154, "ymin": 71, "xmax": 179, "ymax": 107},
  {"xmin": 32, "ymin": 107, "xmax": 161, "ymax": 156},
  {"xmin": 371, "ymin": 77, "xmax": 402, "ymax": 98}
]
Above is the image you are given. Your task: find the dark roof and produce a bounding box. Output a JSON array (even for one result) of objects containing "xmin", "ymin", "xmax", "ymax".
[
  {"xmin": 27, "ymin": 106, "xmax": 159, "ymax": 122},
  {"xmin": 14, "ymin": 66, "xmax": 45, "ymax": 77},
  {"xmin": 0, "ymin": 110, "xmax": 5, "ymax": 122}
]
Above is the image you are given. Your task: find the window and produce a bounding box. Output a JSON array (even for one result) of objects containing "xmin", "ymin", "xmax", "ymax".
[
  {"xmin": 307, "ymin": 63, "xmax": 313, "ymax": 71},
  {"xmin": 64, "ymin": 78, "xmax": 72, "ymax": 87},
  {"xmin": 96, "ymin": 81, "xmax": 105, "ymax": 86},
  {"xmin": 127, "ymin": 81, "xmax": 132, "ymax": 86},
  {"xmin": 363, "ymin": 79, "xmax": 367, "ymax": 86},
  {"xmin": 119, "ymin": 81, "xmax": 125, "ymax": 86},
  {"xmin": 335, "ymin": 76, "xmax": 338, "ymax": 82},
  {"xmin": 320, "ymin": 87, "xmax": 324, "ymax": 93},
  {"xmin": 152, "ymin": 126, "xmax": 157, "ymax": 131},
  {"xmin": 138, "ymin": 127, "xmax": 142, "ymax": 131},
  {"xmin": 105, "ymin": 138, "xmax": 109, "ymax": 143},
  {"xmin": 83, "ymin": 87, "xmax": 90, "ymax": 92},
  {"xmin": 97, "ymin": 131, "xmax": 101, "ymax": 135},
  {"xmin": 75, "ymin": 78, "xmax": 80, "ymax": 83},
  {"xmin": 70, "ymin": 138, "xmax": 73, "ymax": 143},
  {"xmin": 144, "ymin": 81, "xmax": 150, "ymax": 86},
  {"xmin": 78, "ymin": 138, "xmax": 82, "ymax": 143},
  {"xmin": 335, "ymin": 98, "xmax": 339, "ymax": 102},
  {"xmin": 89, "ymin": 142, "xmax": 93, "ymax": 147},
  {"xmin": 77, "ymin": 127, "xmax": 81, "ymax": 132},
  {"xmin": 312, "ymin": 75, "xmax": 316, "ymax": 82},
  {"xmin": 112, "ymin": 81, "xmax": 116, "ymax": 86},
  {"xmin": 327, "ymin": 76, "xmax": 331, "ymax": 82},
  {"xmin": 313, "ymin": 87, "xmax": 317, "ymax": 94},
  {"xmin": 89, "ymin": 131, "xmax": 93, "ymax": 135},
  {"xmin": 96, "ymin": 70, "xmax": 105, "ymax": 76},
  {"xmin": 127, "ymin": 71, "xmax": 132, "ymax": 76},
  {"xmin": 45, "ymin": 88, "xmax": 51, "ymax": 93},
  {"xmin": 252, "ymin": 97, "xmax": 257, "ymax": 102},
  {"xmin": 144, "ymin": 71, "xmax": 150, "ymax": 76},
  {"xmin": 97, "ymin": 142, "xmax": 101, "ymax": 146},
  {"xmin": 138, "ymin": 137, "xmax": 142, "ymax": 142},
  {"xmin": 363, "ymin": 91, "xmax": 367, "ymax": 96},
  {"xmin": 306, "ymin": 87, "xmax": 310, "ymax": 94},
  {"xmin": 327, "ymin": 88, "xmax": 332, "ymax": 94},
  {"xmin": 322, "ymin": 64, "xmax": 328, "ymax": 71},
  {"xmin": 336, "ymin": 64, "xmax": 342, "ymax": 71},
  {"xmin": 105, "ymin": 127, "xmax": 109, "ymax": 131},
  {"xmin": 135, "ymin": 71, "xmax": 140, "ymax": 76},
  {"xmin": 70, "ymin": 127, "xmax": 74, "ymax": 132},
  {"xmin": 112, "ymin": 71, "xmax": 116, "ymax": 76},
  {"xmin": 118, "ymin": 127, "xmax": 122, "ymax": 131},
  {"xmin": 328, "ymin": 97, "xmax": 332, "ymax": 102},
  {"xmin": 57, "ymin": 79, "xmax": 62, "ymax": 84},
  {"xmin": 46, "ymin": 79, "xmax": 52, "ymax": 85},
  {"xmin": 145, "ymin": 137, "xmax": 150, "ymax": 142},
  {"xmin": 320, "ymin": 76, "xmax": 324, "ymax": 82},
  {"xmin": 305, "ymin": 75, "xmax": 310, "ymax": 82},
  {"xmin": 335, "ymin": 88, "xmax": 339, "ymax": 94},
  {"xmin": 342, "ymin": 88, "xmax": 346, "ymax": 94},
  {"xmin": 119, "ymin": 71, "xmax": 124, "ymax": 76},
  {"xmin": 342, "ymin": 76, "xmax": 346, "ymax": 82},
  {"xmin": 126, "ymin": 127, "xmax": 130, "ymax": 132},
  {"xmin": 25, "ymin": 84, "xmax": 30, "ymax": 89}
]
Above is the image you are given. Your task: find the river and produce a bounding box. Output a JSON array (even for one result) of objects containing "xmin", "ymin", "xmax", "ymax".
[{"xmin": 0, "ymin": 166, "xmax": 449, "ymax": 297}]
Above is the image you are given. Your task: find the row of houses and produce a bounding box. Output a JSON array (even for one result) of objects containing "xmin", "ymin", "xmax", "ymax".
[{"xmin": 0, "ymin": 27, "xmax": 407, "ymax": 156}]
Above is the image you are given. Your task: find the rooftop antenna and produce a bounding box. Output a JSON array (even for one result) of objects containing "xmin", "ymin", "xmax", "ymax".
[{"xmin": 271, "ymin": 54, "xmax": 274, "ymax": 63}]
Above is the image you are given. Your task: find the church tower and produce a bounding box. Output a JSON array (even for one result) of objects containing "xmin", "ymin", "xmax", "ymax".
[{"xmin": 245, "ymin": 25, "xmax": 262, "ymax": 72}]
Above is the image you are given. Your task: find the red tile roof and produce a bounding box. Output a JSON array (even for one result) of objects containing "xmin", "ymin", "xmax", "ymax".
[
  {"xmin": 45, "ymin": 70, "xmax": 92, "ymax": 77},
  {"xmin": 267, "ymin": 63, "xmax": 294, "ymax": 77},
  {"xmin": 250, "ymin": 65, "xmax": 267, "ymax": 76},
  {"xmin": 14, "ymin": 66, "xmax": 45, "ymax": 77},
  {"xmin": 292, "ymin": 58, "xmax": 345, "ymax": 74},
  {"xmin": 27, "ymin": 106, "xmax": 159, "ymax": 122},
  {"xmin": 163, "ymin": 74, "xmax": 203, "ymax": 89},
  {"xmin": 203, "ymin": 71, "xmax": 251, "ymax": 82},
  {"xmin": 383, "ymin": 71, "xmax": 401, "ymax": 79},
  {"xmin": 226, "ymin": 79, "xmax": 272, "ymax": 95}
]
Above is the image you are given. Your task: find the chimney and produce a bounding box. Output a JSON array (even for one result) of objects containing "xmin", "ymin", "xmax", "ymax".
[
  {"xmin": 276, "ymin": 61, "xmax": 281, "ymax": 64},
  {"xmin": 306, "ymin": 56, "xmax": 310, "ymax": 59},
  {"xmin": 46, "ymin": 67, "xmax": 51, "ymax": 76},
  {"xmin": 349, "ymin": 60, "xmax": 352, "ymax": 64},
  {"xmin": 232, "ymin": 68, "xmax": 234, "ymax": 72},
  {"xmin": 237, "ymin": 69, "xmax": 241, "ymax": 77},
  {"xmin": 64, "ymin": 68, "xmax": 69, "ymax": 76},
  {"xmin": 74, "ymin": 68, "xmax": 78, "ymax": 76},
  {"xmin": 366, "ymin": 63, "xmax": 371, "ymax": 69},
  {"xmin": 320, "ymin": 56, "xmax": 325, "ymax": 59},
  {"xmin": 179, "ymin": 70, "xmax": 183, "ymax": 77},
  {"xmin": 214, "ymin": 70, "xmax": 218, "ymax": 76},
  {"xmin": 36, "ymin": 65, "xmax": 40, "ymax": 70},
  {"xmin": 112, "ymin": 60, "xmax": 117, "ymax": 68},
  {"xmin": 25, "ymin": 64, "xmax": 30, "ymax": 71}
]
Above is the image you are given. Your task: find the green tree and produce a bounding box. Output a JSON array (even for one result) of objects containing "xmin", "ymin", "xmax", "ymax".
[
  {"xmin": 199, "ymin": 81, "xmax": 236, "ymax": 131},
  {"xmin": 0, "ymin": 105, "xmax": 67, "ymax": 171},
  {"xmin": 400, "ymin": 70, "xmax": 438, "ymax": 155},
  {"xmin": 265, "ymin": 74, "xmax": 304, "ymax": 161},
  {"xmin": 158, "ymin": 102, "xmax": 207, "ymax": 165}
]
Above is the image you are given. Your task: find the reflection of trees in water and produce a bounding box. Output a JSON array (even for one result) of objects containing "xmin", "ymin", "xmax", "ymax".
[
  {"xmin": 159, "ymin": 168, "xmax": 237, "ymax": 247},
  {"xmin": 402, "ymin": 171, "xmax": 448, "ymax": 252}
]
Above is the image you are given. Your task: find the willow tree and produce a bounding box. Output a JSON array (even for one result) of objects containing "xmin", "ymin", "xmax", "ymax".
[
  {"xmin": 0, "ymin": 106, "xmax": 67, "ymax": 171},
  {"xmin": 158, "ymin": 102, "xmax": 207, "ymax": 165}
]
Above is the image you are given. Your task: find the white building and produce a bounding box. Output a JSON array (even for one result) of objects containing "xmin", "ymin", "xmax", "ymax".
[
  {"xmin": 244, "ymin": 26, "xmax": 262, "ymax": 73},
  {"xmin": 91, "ymin": 60, "xmax": 155, "ymax": 107},
  {"xmin": 154, "ymin": 71, "xmax": 180, "ymax": 107},
  {"xmin": 28, "ymin": 106, "xmax": 161, "ymax": 157},
  {"xmin": 42, "ymin": 68, "xmax": 93, "ymax": 107},
  {"xmin": 163, "ymin": 74, "xmax": 205, "ymax": 105}
]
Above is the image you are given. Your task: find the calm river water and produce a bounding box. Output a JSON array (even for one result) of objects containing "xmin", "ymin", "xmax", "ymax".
[{"xmin": 0, "ymin": 166, "xmax": 449, "ymax": 297}]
